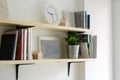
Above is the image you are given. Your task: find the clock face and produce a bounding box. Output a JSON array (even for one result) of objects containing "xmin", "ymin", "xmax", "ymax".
[{"xmin": 44, "ymin": 3, "xmax": 60, "ymax": 25}]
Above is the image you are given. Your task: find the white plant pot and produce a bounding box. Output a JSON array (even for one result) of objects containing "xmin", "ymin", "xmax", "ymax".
[{"xmin": 67, "ymin": 45, "xmax": 79, "ymax": 59}]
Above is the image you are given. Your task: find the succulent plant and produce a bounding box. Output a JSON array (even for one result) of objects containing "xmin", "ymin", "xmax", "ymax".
[{"xmin": 65, "ymin": 31, "xmax": 78, "ymax": 45}]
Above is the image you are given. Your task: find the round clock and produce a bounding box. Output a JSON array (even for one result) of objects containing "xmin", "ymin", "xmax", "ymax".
[{"xmin": 44, "ymin": 3, "xmax": 60, "ymax": 25}]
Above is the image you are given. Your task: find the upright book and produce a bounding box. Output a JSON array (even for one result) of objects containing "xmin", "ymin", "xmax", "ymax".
[
  {"xmin": 16, "ymin": 29, "xmax": 24, "ymax": 60},
  {"xmin": 74, "ymin": 11, "xmax": 87, "ymax": 28},
  {"xmin": 16, "ymin": 26, "xmax": 33, "ymax": 60},
  {"xmin": 0, "ymin": 30, "xmax": 18, "ymax": 60}
]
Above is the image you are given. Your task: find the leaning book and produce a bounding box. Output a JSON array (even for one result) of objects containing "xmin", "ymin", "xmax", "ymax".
[{"xmin": 0, "ymin": 30, "xmax": 18, "ymax": 60}]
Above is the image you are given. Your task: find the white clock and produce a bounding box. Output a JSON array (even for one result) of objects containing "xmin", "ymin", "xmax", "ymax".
[{"xmin": 44, "ymin": 3, "xmax": 60, "ymax": 25}]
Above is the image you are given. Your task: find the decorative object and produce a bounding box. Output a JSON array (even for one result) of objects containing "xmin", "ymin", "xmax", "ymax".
[
  {"xmin": 63, "ymin": 10, "xmax": 75, "ymax": 27},
  {"xmin": 32, "ymin": 51, "xmax": 43, "ymax": 60},
  {"xmin": 41, "ymin": 2, "xmax": 61, "ymax": 25},
  {"xmin": 79, "ymin": 43, "xmax": 89, "ymax": 58},
  {"xmin": 39, "ymin": 37, "xmax": 61, "ymax": 58},
  {"xmin": 65, "ymin": 32, "xmax": 79, "ymax": 59},
  {"xmin": 59, "ymin": 11, "xmax": 66, "ymax": 26}
]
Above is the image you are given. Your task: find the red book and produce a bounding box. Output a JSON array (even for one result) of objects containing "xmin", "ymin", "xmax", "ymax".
[{"xmin": 16, "ymin": 29, "xmax": 24, "ymax": 60}]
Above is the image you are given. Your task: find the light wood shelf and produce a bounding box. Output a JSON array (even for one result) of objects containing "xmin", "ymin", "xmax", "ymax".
[
  {"xmin": 0, "ymin": 19, "xmax": 95, "ymax": 64},
  {"xmin": 0, "ymin": 19, "xmax": 90, "ymax": 32},
  {"xmin": 0, "ymin": 58, "xmax": 96, "ymax": 65}
]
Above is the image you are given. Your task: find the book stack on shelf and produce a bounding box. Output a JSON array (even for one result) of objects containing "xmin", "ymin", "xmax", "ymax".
[
  {"xmin": 78, "ymin": 33, "xmax": 97, "ymax": 58},
  {"xmin": 0, "ymin": 26, "xmax": 32, "ymax": 60},
  {"xmin": 63, "ymin": 10, "xmax": 90, "ymax": 29}
]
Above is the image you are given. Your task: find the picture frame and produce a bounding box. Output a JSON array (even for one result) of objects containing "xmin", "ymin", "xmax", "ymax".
[{"xmin": 39, "ymin": 36, "xmax": 62, "ymax": 59}]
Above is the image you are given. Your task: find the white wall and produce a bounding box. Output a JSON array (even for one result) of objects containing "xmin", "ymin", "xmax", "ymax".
[
  {"xmin": 85, "ymin": 0, "xmax": 112, "ymax": 80},
  {"xmin": 0, "ymin": 0, "xmax": 85, "ymax": 80},
  {"xmin": 113, "ymin": 0, "xmax": 120, "ymax": 80},
  {"xmin": 0, "ymin": 0, "xmax": 112, "ymax": 80}
]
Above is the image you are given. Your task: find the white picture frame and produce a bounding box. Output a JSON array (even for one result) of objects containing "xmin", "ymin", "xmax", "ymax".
[{"xmin": 39, "ymin": 36, "xmax": 62, "ymax": 59}]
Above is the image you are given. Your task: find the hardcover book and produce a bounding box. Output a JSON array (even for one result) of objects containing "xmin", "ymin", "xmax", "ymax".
[
  {"xmin": 16, "ymin": 29, "xmax": 24, "ymax": 60},
  {"xmin": 74, "ymin": 11, "xmax": 87, "ymax": 28},
  {"xmin": 0, "ymin": 30, "xmax": 18, "ymax": 60}
]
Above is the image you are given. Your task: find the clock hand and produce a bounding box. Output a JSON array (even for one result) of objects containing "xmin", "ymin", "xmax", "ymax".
[
  {"xmin": 47, "ymin": 10, "xmax": 54, "ymax": 15},
  {"xmin": 47, "ymin": 8, "xmax": 54, "ymax": 15}
]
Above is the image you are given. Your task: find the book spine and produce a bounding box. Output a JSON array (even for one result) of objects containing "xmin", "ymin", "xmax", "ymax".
[
  {"xmin": 93, "ymin": 35, "xmax": 97, "ymax": 58},
  {"xmin": 27, "ymin": 28, "xmax": 32, "ymax": 60},
  {"xmin": 74, "ymin": 11, "xmax": 87, "ymax": 29},
  {"xmin": 23, "ymin": 29, "xmax": 27, "ymax": 60},
  {"xmin": 12, "ymin": 31, "xmax": 18, "ymax": 60},
  {"xmin": 88, "ymin": 14, "xmax": 90, "ymax": 29},
  {"xmin": 16, "ymin": 29, "xmax": 24, "ymax": 60}
]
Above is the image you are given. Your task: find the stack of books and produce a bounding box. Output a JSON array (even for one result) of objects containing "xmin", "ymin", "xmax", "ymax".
[
  {"xmin": 0, "ymin": 26, "xmax": 32, "ymax": 60},
  {"xmin": 63, "ymin": 10, "xmax": 90, "ymax": 29},
  {"xmin": 78, "ymin": 33, "xmax": 97, "ymax": 58}
]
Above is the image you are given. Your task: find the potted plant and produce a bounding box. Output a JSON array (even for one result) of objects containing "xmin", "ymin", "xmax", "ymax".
[{"xmin": 65, "ymin": 31, "xmax": 79, "ymax": 59}]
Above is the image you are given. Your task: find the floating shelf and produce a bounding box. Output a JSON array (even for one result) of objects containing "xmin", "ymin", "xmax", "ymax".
[
  {"xmin": 0, "ymin": 58, "xmax": 96, "ymax": 65},
  {"xmin": 0, "ymin": 19, "xmax": 91, "ymax": 32},
  {"xmin": 0, "ymin": 19, "xmax": 96, "ymax": 65}
]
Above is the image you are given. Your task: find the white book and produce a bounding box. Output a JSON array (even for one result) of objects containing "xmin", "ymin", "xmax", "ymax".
[
  {"xmin": 23, "ymin": 29, "xmax": 27, "ymax": 60},
  {"xmin": 27, "ymin": 28, "xmax": 32, "ymax": 60},
  {"xmin": 93, "ymin": 35, "xmax": 97, "ymax": 58}
]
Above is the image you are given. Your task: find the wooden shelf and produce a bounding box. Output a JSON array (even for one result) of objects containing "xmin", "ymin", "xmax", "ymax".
[
  {"xmin": 0, "ymin": 58, "xmax": 96, "ymax": 65},
  {"xmin": 0, "ymin": 19, "xmax": 95, "ymax": 65},
  {"xmin": 0, "ymin": 19, "xmax": 90, "ymax": 32}
]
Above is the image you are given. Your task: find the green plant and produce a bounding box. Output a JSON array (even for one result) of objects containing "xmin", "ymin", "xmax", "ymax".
[{"xmin": 65, "ymin": 31, "xmax": 78, "ymax": 45}]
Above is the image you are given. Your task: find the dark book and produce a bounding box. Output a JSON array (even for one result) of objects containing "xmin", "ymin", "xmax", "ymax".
[
  {"xmin": 74, "ymin": 11, "xmax": 87, "ymax": 28},
  {"xmin": 78, "ymin": 33, "xmax": 91, "ymax": 43},
  {"xmin": 0, "ymin": 30, "xmax": 18, "ymax": 60},
  {"xmin": 86, "ymin": 14, "xmax": 90, "ymax": 29},
  {"xmin": 16, "ymin": 29, "xmax": 24, "ymax": 60}
]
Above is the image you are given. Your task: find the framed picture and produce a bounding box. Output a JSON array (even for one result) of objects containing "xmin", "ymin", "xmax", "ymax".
[{"xmin": 39, "ymin": 36, "xmax": 62, "ymax": 59}]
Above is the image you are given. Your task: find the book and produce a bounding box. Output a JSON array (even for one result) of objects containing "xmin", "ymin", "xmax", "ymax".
[
  {"xmin": 27, "ymin": 28, "xmax": 32, "ymax": 60},
  {"xmin": 86, "ymin": 14, "xmax": 90, "ymax": 29},
  {"xmin": 78, "ymin": 33, "xmax": 97, "ymax": 58},
  {"xmin": 88, "ymin": 35, "xmax": 97, "ymax": 58},
  {"xmin": 92, "ymin": 35, "xmax": 97, "ymax": 58},
  {"xmin": 16, "ymin": 29, "xmax": 24, "ymax": 60},
  {"xmin": 0, "ymin": 30, "xmax": 18, "ymax": 60},
  {"xmin": 23, "ymin": 29, "xmax": 27, "ymax": 60},
  {"xmin": 78, "ymin": 33, "xmax": 91, "ymax": 43},
  {"xmin": 87, "ymin": 14, "xmax": 90, "ymax": 29},
  {"xmin": 15, "ymin": 28, "xmax": 27, "ymax": 60},
  {"xmin": 74, "ymin": 11, "xmax": 87, "ymax": 28},
  {"xmin": 16, "ymin": 26, "xmax": 33, "ymax": 60}
]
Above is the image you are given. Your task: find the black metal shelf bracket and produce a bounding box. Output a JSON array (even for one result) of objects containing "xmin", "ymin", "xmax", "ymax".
[
  {"xmin": 68, "ymin": 62, "xmax": 81, "ymax": 77},
  {"xmin": 16, "ymin": 62, "xmax": 81, "ymax": 79},
  {"xmin": 68, "ymin": 62, "xmax": 71, "ymax": 76},
  {"xmin": 15, "ymin": 63, "xmax": 34, "ymax": 80},
  {"xmin": 16, "ymin": 64, "xmax": 19, "ymax": 80}
]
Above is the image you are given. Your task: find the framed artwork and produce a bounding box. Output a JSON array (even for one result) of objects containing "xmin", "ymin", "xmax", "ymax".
[{"xmin": 39, "ymin": 36, "xmax": 62, "ymax": 59}]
